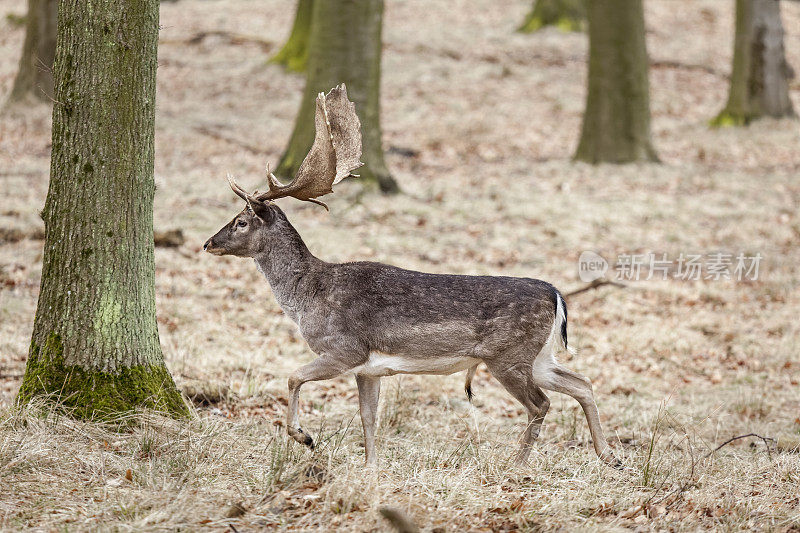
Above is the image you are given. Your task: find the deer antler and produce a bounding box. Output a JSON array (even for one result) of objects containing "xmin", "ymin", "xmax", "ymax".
[
  {"xmin": 228, "ymin": 173, "xmax": 267, "ymax": 217},
  {"xmin": 254, "ymin": 84, "xmax": 363, "ymax": 210},
  {"xmin": 227, "ymin": 173, "xmax": 252, "ymax": 202}
]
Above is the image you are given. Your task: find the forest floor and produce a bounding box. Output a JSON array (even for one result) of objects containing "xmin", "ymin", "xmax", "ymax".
[{"xmin": 2, "ymin": 0, "xmax": 800, "ymax": 531}]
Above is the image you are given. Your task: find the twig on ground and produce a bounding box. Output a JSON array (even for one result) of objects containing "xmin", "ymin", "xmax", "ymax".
[
  {"xmin": 564, "ymin": 278, "xmax": 627, "ymax": 298},
  {"xmin": 379, "ymin": 507, "xmax": 420, "ymax": 533},
  {"xmin": 652, "ymin": 434, "xmax": 700, "ymax": 508},
  {"xmin": 706, "ymin": 433, "xmax": 776, "ymax": 458}
]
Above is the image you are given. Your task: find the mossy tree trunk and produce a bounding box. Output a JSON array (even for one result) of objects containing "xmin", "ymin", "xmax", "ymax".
[
  {"xmin": 712, "ymin": 0, "xmax": 795, "ymax": 127},
  {"xmin": 574, "ymin": 0, "xmax": 657, "ymax": 164},
  {"xmin": 5, "ymin": 0, "xmax": 57, "ymax": 106},
  {"xmin": 518, "ymin": 0, "xmax": 585, "ymax": 33},
  {"xmin": 268, "ymin": 0, "xmax": 313, "ymax": 72},
  {"xmin": 277, "ymin": 0, "xmax": 398, "ymax": 193},
  {"xmin": 17, "ymin": 0, "xmax": 187, "ymax": 419}
]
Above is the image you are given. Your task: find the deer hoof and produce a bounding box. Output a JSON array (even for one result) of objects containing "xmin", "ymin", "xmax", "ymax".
[
  {"xmin": 289, "ymin": 427, "xmax": 315, "ymax": 449},
  {"xmin": 600, "ymin": 450, "xmax": 622, "ymax": 470}
]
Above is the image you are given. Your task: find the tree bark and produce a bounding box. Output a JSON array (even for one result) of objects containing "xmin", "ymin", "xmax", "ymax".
[
  {"xmin": 17, "ymin": 0, "xmax": 187, "ymax": 418},
  {"xmin": 574, "ymin": 0, "xmax": 657, "ymax": 164},
  {"xmin": 712, "ymin": 0, "xmax": 795, "ymax": 127},
  {"xmin": 5, "ymin": 0, "xmax": 57, "ymax": 106},
  {"xmin": 518, "ymin": 0, "xmax": 585, "ymax": 33},
  {"xmin": 277, "ymin": 0, "xmax": 398, "ymax": 193},
  {"xmin": 268, "ymin": 0, "xmax": 313, "ymax": 73}
]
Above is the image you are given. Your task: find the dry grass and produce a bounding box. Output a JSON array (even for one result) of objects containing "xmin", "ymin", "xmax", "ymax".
[{"xmin": 2, "ymin": 0, "xmax": 800, "ymax": 530}]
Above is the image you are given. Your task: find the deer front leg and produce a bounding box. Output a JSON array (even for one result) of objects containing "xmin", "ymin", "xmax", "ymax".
[
  {"xmin": 356, "ymin": 374, "xmax": 381, "ymax": 466},
  {"xmin": 287, "ymin": 356, "xmax": 354, "ymax": 449}
]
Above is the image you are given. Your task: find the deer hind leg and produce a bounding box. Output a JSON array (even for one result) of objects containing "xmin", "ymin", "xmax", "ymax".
[
  {"xmin": 485, "ymin": 361, "xmax": 551, "ymax": 466},
  {"xmin": 355, "ymin": 374, "xmax": 381, "ymax": 466},
  {"xmin": 532, "ymin": 353, "xmax": 617, "ymax": 465}
]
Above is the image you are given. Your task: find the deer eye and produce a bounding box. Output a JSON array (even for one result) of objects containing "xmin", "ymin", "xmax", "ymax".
[{"xmin": 236, "ymin": 219, "xmax": 247, "ymax": 228}]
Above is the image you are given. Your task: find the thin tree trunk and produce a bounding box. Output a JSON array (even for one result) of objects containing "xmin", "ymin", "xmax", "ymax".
[
  {"xmin": 277, "ymin": 0, "xmax": 398, "ymax": 193},
  {"xmin": 5, "ymin": 0, "xmax": 57, "ymax": 106},
  {"xmin": 574, "ymin": 0, "xmax": 657, "ymax": 164},
  {"xmin": 712, "ymin": 0, "xmax": 795, "ymax": 126},
  {"xmin": 17, "ymin": 0, "xmax": 186, "ymax": 418},
  {"xmin": 268, "ymin": 0, "xmax": 313, "ymax": 72},
  {"xmin": 518, "ymin": 0, "xmax": 585, "ymax": 33}
]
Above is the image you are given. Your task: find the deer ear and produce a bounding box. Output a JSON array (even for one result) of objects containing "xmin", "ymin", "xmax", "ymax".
[{"xmin": 246, "ymin": 197, "xmax": 274, "ymax": 223}]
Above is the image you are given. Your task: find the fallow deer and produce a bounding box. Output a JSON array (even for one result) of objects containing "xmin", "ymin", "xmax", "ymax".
[{"xmin": 204, "ymin": 84, "xmax": 617, "ymax": 467}]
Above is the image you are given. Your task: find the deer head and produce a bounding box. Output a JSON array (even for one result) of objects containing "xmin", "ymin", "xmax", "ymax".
[{"xmin": 203, "ymin": 84, "xmax": 362, "ymax": 257}]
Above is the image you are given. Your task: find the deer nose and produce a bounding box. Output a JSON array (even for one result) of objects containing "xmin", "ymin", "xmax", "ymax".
[{"xmin": 203, "ymin": 239, "xmax": 212, "ymax": 252}]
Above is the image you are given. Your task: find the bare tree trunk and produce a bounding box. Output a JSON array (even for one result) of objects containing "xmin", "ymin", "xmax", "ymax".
[
  {"xmin": 17, "ymin": 0, "xmax": 187, "ymax": 419},
  {"xmin": 518, "ymin": 0, "xmax": 585, "ymax": 33},
  {"xmin": 268, "ymin": 0, "xmax": 313, "ymax": 72},
  {"xmin": 712, "ymin": 0, "xmax": 795, "ymax": 126},
  {"xmin": 574, "ymin": 0, "xmax": 657, "ymax": 164},
  {"xmin": 277, "ymin": 0, "xmax": 398, "ymax": 193},
  {"xmin": 5, "ymin": 0, "xmax": 57, "ymax": 106}
]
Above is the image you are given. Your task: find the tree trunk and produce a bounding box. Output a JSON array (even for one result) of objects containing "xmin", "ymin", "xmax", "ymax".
[
  {"xmin": 574, "ymin": 0, "xmax": 657, "ymax": 164},
  {"xmin": 712, "ymin": 0, "xmax": 795, "ymax": 127},
  {"xmin": 518, "ymin": 0, "xmax": 585, "ymax": 33},
  {"xmin": 277, "ymin": 0, "xmax": 398, "ymax": 193},
  {"xmin": 17, "ymin": 0, "xmax": 187, "ymax": 419},
  {"xmin": 268, "ymin": 0, "xmax": 313, "ymax": 72},
  {"xmin": 5, "ymin": 0, "xmax": 57, "ymax": 106}
]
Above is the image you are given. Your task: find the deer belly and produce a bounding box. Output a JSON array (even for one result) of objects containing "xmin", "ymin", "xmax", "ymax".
[{"xmin": 353, "ymin": 352, "xmax": 480, "ymax": 378}]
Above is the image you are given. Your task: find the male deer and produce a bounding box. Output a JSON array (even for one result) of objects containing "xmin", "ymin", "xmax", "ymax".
[{"xmin": 204, "ymin": 85, "xmax": 617, "ymax": 467}]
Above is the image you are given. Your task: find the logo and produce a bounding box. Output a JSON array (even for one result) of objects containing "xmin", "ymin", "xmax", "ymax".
[{"xmin": 578, "ymin": 251, "xmax": 608, "ymax": 282}]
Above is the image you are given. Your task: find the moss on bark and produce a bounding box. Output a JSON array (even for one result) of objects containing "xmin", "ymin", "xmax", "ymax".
[
  {"xmin": 18, "ymin": 334, "xmax": 188, "ymax": 419},
  {"xmin": 518, "ymin": 0, "xmax": 585, "ymax": 33},
  {"xmin": 268, "ymin": 0, "xmax": 312, "ymax": 72}
]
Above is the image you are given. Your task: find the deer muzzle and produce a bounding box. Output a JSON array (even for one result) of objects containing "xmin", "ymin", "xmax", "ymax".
[{"xmin": 203, "ymin": 238, "xmax": 223, "ymax": 255}]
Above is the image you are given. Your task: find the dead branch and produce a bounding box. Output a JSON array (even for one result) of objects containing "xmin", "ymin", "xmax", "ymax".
[
  {"xmin": 564, "ymin": 278, "xmax": 627, "ymax": 298},
  {"xmin": 706, "ymin": 433, "xmax": 776, "ymax": 458},
  {"xmin": 192, "ymin": 125, "xmax": 264, "ymax": 155},
  {"xmin": 379, "ymin": 507, "xmax": 420, "ymax": 533},
  {"xmin": 651, "ymin": 59, "xmax": 725, "ymax": 78},
  {"xmin": 161, "ymin": 31, "xmax": 274, "ymax": 52}
]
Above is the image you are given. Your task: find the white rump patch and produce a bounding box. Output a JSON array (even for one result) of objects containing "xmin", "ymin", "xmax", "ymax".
[{"xmin": 532, "ymin": 293, "xmax": 572, "ymax": 388}]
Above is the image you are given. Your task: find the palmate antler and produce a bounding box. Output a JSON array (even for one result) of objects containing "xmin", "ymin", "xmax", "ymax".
[{"xmin": 228, "ymin": 84, "xmax": 363, "ymax": 211}]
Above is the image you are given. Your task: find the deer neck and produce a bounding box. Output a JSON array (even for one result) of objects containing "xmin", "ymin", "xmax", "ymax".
[{"xmin": 253, "ymin": 225, "xmax": 322, "ymax": 322}]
